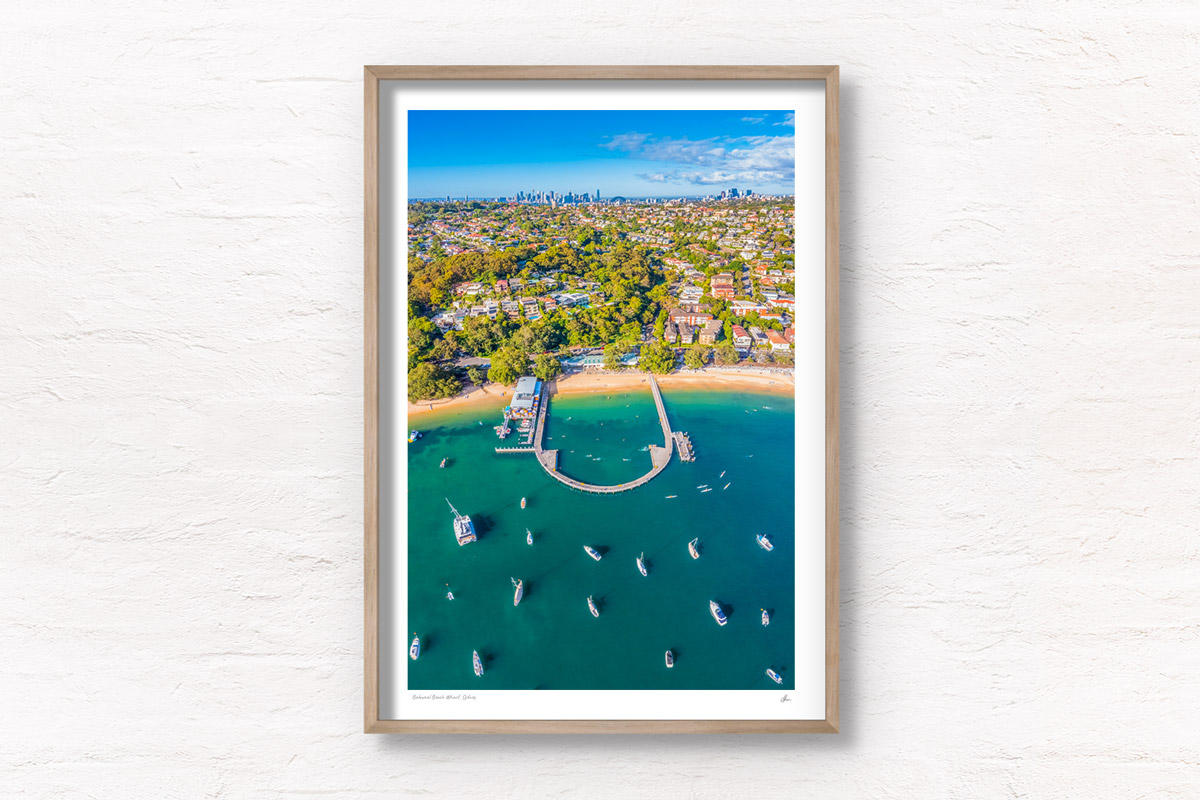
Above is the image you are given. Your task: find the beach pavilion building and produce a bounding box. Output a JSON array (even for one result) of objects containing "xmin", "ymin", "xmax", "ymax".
[{"xmin": 505, "ymin": 376, "xmax": 542, "ymax": 420}]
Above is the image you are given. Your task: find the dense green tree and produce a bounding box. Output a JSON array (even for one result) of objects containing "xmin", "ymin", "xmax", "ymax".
[
  {"xmin": 408, "ymin": 362, "xmax": 461, "ymax": 402},
  {"xmin": 638, "ymin": 340, "xmax": 676, "ymax": 375},
  {"xmin": 602, "ymin": 343, "xmax": 624, "ymax": 370},
  {"xmin": 684, "ymin": 346, "xmax": 710, "ymax": 370},
  {"xmin": 773, "ymin": 352, "xmax": 794, "ymax": 366},
  {"xmin": 715, "ymin": 343, "xmax": 740, "ymax": 365},
  {"xmin": 466, "ymin": 365, "xmax": 487, "ymax": 386},
  {"xmin": 532, "ymin": 353, "xmax": 563, "ymax": 381},
  {"xmin": 487, "ymin": 346, "xmax": 528, "ymax": 386}
]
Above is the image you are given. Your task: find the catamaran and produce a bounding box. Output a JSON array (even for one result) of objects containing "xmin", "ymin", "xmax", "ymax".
[
  {"xmin": 709, "ymin": 600, "xmax": 728, "ymax": 626},
  {"xmin": 766, "ymin": 668, "xmax": 783, "ymax": 685},
  {"xmin": 526, "ymin": 529, "xmax": 533, "ymax": 546},
  {"xmin": 761, "ymin": 609, "xmax": 770, "ymax": 626},
  {"xmin": 636, "ymin": 553, "xmax": 647, "ymax": 576},
  {"xmin": 688, "ymin": 538, "xmax": 700, "ymax": 559},
  {"xmin": 512, "ymin": 578, "xmax": 523, "ymax": 607},
  {"xmin": 409, "ymin": 636, "xmax": 420, "ymax": 660},
  {"xmin": 587, "ymin": 595, "xmax": 599, "ymax": 617},
  {"xmin": 583, "ymin": 545, "xmax": 602, "ymax": 561},
  {"xmin": 446, "ymin": 498, "xmax": 477, "ymax": 545},
  {"xmin": 665, "ymin": 650, "xmax": 674, "ymax": 668},
  {"xmin": 756, "ymin": 533, "xmax": 774, "ymax": 552},
  {"xmin": 473, "ymin": 650, "xmax": 484, "ymax": 677}
]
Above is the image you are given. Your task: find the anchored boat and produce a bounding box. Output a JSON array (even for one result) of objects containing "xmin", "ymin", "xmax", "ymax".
[
  {"xmin": 665, "ymin": 650, "xmax": 674, "ymax": 669},
  {"xmin": 583, "ymin": 545, "xmax": 602, "ymax": 561},
  {"xmin": 688, "ymin": 538, "xmax": 700, "ymax": 559},
  {"xmin": 473, "ymin": 650, "xmax": 484, "ymax": 677},
  {"xmin": 709, "ymin": 600, "xmax": 727, "ymax": 626},
  {"xmin": 446, "ymin": 498, "xmax": 477, "ymax": 545},
  {"xmin": 526, "ymin": 529, "xmax": 533, "ymax": 546},
  {"xmin": 520, "ymin": 496, "xmax": 527, "ymax": 509},
  {"xmin": 756, "ymin": 533, "xmax": 774, "ymax": 552},
  {"xmin": 408, "ymin": 430, "xmax": 421, "ymax": 443},
  {"xmin": 766, "ymin": 668, "xmax": 783, "ymax": 685},
  {"xmin": 637, "ymin": 552, "xmax": 647, "ymax": 577},
  {"xmin": 439, "ymin": 457, "xmax": 447, "ymax": 468},
  {"xmin": 761, "ymin": 609, "xmax": 770, "ymax": 626},
  {"xmin": 512, "ymin": 578, "xmax": 523, "ymax": 607},
  {"xmin": 409, "ymin": 636, "xmax": 420, "ymax": 661},
  {"xmin": 587, "ymin": 595, "xmax": 599, "ymax": 617}
]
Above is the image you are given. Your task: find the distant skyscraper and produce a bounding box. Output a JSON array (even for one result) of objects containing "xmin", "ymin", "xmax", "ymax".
[{"xmin": 597, "ymin": 188, "xmax": 601, "ymax": 200}]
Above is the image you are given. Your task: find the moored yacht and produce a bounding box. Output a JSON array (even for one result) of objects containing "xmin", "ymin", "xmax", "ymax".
[
  {"xmin": 709, "ymin": 600, "xmax": 727, "ymax": 626},
  {"xmin": 756, "ymin": 533, "xmax": 774, "ymax": 551},
  {"xmin": 587, "ymin": 595, "xmax": 599, "ymax": 617},
  {"xmin": 665, "ymin": 650, "xmax": 674, "ymax": 668},
  {"xmin": 766, "ymin": 668, "xmax": 783, "ymax": 685},
  {"xmin": 761, "ymin": 609, "xmax": 770, "ymax": 626},
  {"xmin": 688, "ymin": 538, "xmax": 700, "ymax": 559},
  {"xmin": 526, "ymin": 529, "xmax": 533, "ymax": 546},
  {"xmin": 637, "ymin": 552, "xmax": 647, "ymax": 576},
  {"xmin": 583, "ymin": 545, "xmax": 602, "ymax": 561},
  {"xmin": 409, "ymin": 636, "xmax": 420, "ymax": 660},
  {"xmin": 512, "ymin": 577, "xmax": 524, "ymax": 607},
  {"xmin": 473, "ymin": 650, "xmax": 484, "ymax": 677},
  {"xmin": 446, "ymin": 498, "xmax": 476, "ymax": 545}
]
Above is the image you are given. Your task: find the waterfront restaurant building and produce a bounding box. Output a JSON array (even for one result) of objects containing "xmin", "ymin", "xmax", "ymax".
[{"xmin": 506, "ymin": 376, "xmax": 542, "ymax": 420}]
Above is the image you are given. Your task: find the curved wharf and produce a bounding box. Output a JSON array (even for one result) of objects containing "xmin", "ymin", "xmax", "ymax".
[{"xmin": 497, "ymin": 374, "xmax": 677, "ymax": 494}]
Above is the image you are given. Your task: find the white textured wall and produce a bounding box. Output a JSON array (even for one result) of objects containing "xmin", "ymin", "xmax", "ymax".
[{"xmin": 3, "ymin": 2, "xmax": 1199, "ymax": 797}]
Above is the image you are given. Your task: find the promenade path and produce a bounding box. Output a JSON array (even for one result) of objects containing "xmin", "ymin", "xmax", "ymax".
[{"xmin": 497, "ymin": 374, "xmax": 679, "ymax": 494}]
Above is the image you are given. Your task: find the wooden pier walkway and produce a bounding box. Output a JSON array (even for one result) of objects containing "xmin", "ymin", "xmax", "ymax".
[
  {"xmin": 495, "ymin": 374, "xmax": 683, "ymax": 494},
  {"xmin": 496, "ymin": 376, "xmax": 686, "ymax": 494}
]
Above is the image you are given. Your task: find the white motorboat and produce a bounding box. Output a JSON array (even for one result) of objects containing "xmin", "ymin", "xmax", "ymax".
[
  {"xmin": 587, "ymin": 595, "xmax": 599, "ymax": 617},
  {"xmin": 709, "ymin": 600, "xmax": 727, "ymax": 626},
  {"xmin": 761, "ymin": 609, "xmax": 770, "ymax": 626},
  {"xmin": 409, "ymin": 636, "xmax": 420, "ymax": 660},
  {"xmin": 512, "ymin": 577, "xmax": 523, "ymax": 607},
  {"xmin": 688, "ymin": 538, "xmax": 700, "ymax": 559},
  {"xmin": 637, "ymin": 552, "xmax": 647, "ymax": 577},
  {"xmin": 756, "ymin": 533, "xmax": 774, "ymax": 552},
  {"xmin": 665, "ymin": 650, "xmax": 674, "ymax": 668},
  {"xmin": 766, "ymin": 668, "xmax": 783, "ymax": 685},
  {"xmin": 583, "ymin": 545, "xmax": 602, "ymax": 561}
]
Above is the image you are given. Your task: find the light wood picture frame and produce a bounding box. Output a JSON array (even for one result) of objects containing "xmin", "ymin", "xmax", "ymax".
[{"xmin": 365, "ymin": 65, "xmax": 838, "ymax": 733}]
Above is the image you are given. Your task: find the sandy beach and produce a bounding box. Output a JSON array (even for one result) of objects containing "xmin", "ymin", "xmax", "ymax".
[{"xmin": 407, "ymin": 368, "xmax": 794, "ymax": 418}]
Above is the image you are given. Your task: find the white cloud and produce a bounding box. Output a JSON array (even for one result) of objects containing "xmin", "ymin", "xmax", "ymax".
[
  {"xmin": 601, "ymin": 130, "xmax": 794, "ymax": 187},
  {"xmin": 741, "ymin": 116, "xmax": 766, "ymax": 124},
  {"xmin": 772, "ymin": 112, "xmax": 795, "ymax": 127}
]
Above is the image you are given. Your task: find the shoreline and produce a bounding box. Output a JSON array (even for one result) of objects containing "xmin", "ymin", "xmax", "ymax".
[{"xmin": 407, "ymin": 368, "xmax": 794, "ymax": 418}]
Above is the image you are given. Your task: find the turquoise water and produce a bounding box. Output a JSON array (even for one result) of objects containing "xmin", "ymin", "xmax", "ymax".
[{"xmin": 404, "ymin": 386, "xmax": 796, "ymax": 690}]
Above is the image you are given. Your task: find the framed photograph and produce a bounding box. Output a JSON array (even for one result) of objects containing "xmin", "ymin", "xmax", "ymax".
[{"xmin": 365, "ymin": 66, "xmax": 838, "ymax": 733}]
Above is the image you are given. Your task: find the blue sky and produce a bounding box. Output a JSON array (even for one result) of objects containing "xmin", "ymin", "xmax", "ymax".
[{"xmin": 407, "ymin": 110, "xmax": 795, "ymax": 198}]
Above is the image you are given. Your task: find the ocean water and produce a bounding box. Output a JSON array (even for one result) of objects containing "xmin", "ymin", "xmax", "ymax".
[{"xmin": 403, "ymin": 385, "xmax": 796, "ymax": 690}]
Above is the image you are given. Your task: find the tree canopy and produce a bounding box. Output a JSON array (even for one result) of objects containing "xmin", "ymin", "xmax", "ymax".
[
  {"xmin": 638, "ymin": 340, "xmax": 676, "ymax": 375},
  {"xmin": 408, "ymin": 362, "xmax": 461, "ymax": 403}
]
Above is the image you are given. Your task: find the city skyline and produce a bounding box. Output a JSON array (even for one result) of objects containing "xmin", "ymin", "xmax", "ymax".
[{"xmin": 408, "ymin": 110, "xmax": 796, "ymax": 199}]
